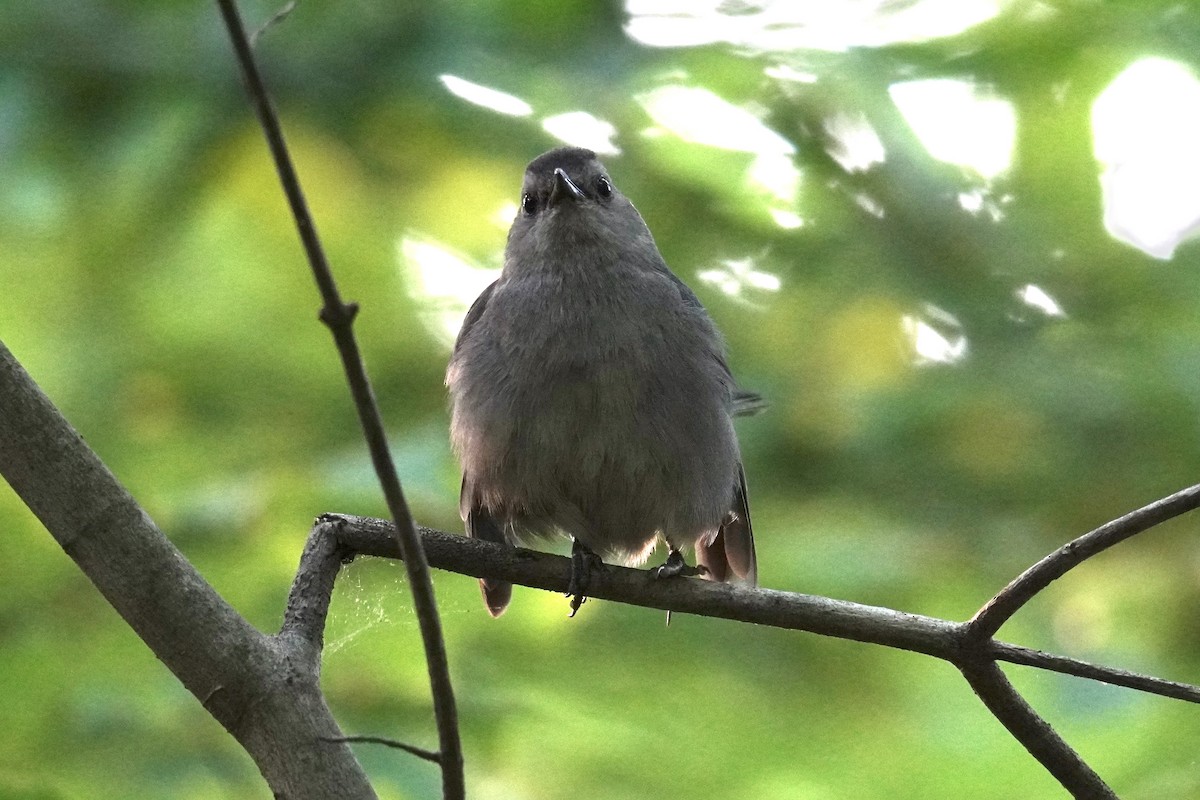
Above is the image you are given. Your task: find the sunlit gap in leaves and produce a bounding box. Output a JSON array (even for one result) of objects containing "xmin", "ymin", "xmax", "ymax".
[
  {"xmin": 888, "ymin": 79, "xmax": 1016, "ymax": 181},
  {"xmin": 438, "ymin": 74, "xmax": 533, "ymax": 117},
  {"xmin": 1092, "ymin": 57, "xmax": 1200, "ymax": 260},
  {"xmin": 541, "ymin": 112, "xmax": 621, "ymax": 155},
  {"xmin": 439, "ymin": 73, "xmax": 622, "ymax": 155},
  {"xmin": 902, "ymin": 304, "xmax": 967, "ymax": 366},
  {"xmin": 633, "ymin": 84, "xmax": 791, "ymax": 297},
  {"xmin": 638, "ymin": 84, "xmax": 799, "ymax": 205},
  {"xmin": 823, "ymin": 111, "xmax": 886, "ymax": 173},
  {"xmin": 398, "ymin": 236, "xmax": 499, "ymax": 348},
  {"xmin": 623, "ymin": 0, "xmax": 1005, "ymax": 53},
  {"xmin": 1017, "ymin": 284, "xmax": 1065, "ymax": 319},
  {"xmin": 697, "ymin": 256, "xmax": 781, "ymax": 306},
  {"xmin": 622, "ymin": 0, "xmax": 1017, "ymax": 304}
]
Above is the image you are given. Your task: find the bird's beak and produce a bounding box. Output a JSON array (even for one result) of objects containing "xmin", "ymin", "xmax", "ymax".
[{"xmin": 549, "ymin": 168, "xmax": 586, "ymax": 205}]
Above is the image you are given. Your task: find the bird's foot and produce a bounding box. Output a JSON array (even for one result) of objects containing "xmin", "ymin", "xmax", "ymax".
[
  {"xmin": 653, "ymin": 549, "xmax": 708, "ymax": 579},
  {"xmin": 566, "ymin": 540, "xmax": 604, "ymax": 617}
]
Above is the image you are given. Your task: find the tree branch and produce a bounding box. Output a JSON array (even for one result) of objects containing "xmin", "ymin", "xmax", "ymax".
[
  {"xmin": 306, "ymin": 514, "xmax": 1200, "ymax": 705},
  {"xmin": 988, "ymin": 641, "xmax": 1200, "ymax": 703},
  {"xmin": 958, "ymin": 658, "xmax": 1117, "ymax": 799},
  {"xmin": 212, "ymin": 2, "xmax": 464, "ymax": 796},
  {"xmin": 285, "ymin": 511, "xmax": 1198, "ymax": 797},
  {"xmin": 969, "ymin": 482, "xmax": 1200, "ymax": 640},
  {"xmin": 0, "ymin": 340, "xmax": 376, "ymax": 799}
]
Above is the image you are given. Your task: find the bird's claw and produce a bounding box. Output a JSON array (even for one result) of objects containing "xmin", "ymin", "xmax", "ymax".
[
  {"xmin": 653, "ymin": 549, "xmax": 708, "ymax": 579},
  {"xmin": 566, "ymin": 541, "xmax": 604, "ymax": 617}
]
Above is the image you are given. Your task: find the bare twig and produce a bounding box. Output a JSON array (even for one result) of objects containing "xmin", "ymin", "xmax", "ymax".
[
  {"xmin": 278, "ymin": 482, "xmax": 1199, "ymax": 799},
  {"xmin": 958, "ymin": 658, "xmax": 1117, "ymax": 799},
  {"xmin": 988, "ymin": 641, "xmax": 1200, "ymax": 703},
  {"xmin": 323, "ymin": 735, "xmax": 442, "ymax": 765},
  {"xmin": 970, "ymin": 483, "xmax": 1200, "ymax": 640},
  {"xmin": 250, "ymin": 0, "xmax": 296, "ymax": 46},
  {"xmin": 213, "ymin": 3, "xmax": 464, "ymax": 797}
]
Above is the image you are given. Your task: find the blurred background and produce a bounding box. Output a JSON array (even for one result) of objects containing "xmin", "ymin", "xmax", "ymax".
[{"xmin": 3, "ymin": 0, "xmax": 1200, "ymax": 797}]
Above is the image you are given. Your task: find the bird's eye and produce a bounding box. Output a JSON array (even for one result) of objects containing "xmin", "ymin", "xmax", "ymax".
[
  {"xmin": 596, "ymin": 177, "xmax": 613, "ymax": 198},
  {"xmin": 521, "ymin": 193, "xmax": 538, "ymax": 216}
]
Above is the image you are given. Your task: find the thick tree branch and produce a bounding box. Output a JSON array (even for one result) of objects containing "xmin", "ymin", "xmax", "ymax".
[
  {"xmin": 288, "ymin": 511, "xmax": 1198, "ymax": 797},
  {"xmin": 304, "ymin": 514, "xmax": 1200, "ymax": 705},
  {"xmin": 213, "ymin": 2, "xmax": 464, "ymax": 795},
  {"xmin": 0, "ymin": 340, "xmax": 376, "ymax": 799}
]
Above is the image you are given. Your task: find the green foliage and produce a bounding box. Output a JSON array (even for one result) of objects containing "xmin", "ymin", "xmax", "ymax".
[{"xmin": 3, "ymin": 1, "xmax": 1200, "ymax": 797}]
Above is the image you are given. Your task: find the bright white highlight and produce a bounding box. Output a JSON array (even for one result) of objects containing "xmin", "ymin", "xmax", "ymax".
[
  {"xmin": 902, "ymin": 305, "xmax": 967, "ymax": 365},
  {"xmin": 542, "ymin": 112, "xmax": 621, "ymax": 155},
  {"xmin": 625, "ymin": 0, "xmax": 1005, "ymax": 53},
  {"xmin": 493, "ymin": 201, "xmax": 519, "ymax": 229},
  {"xmin": 439, "ymin": 75, "xmax": 533, "ymax": 117},
  {"xmin": 1092, "ymin": 57, "xmax": 1200, "ymax": 259},
  {"xmin": 768, "ymin": 208, "xmax": 805, "ymax": 229},
  {"xmin": 697, "ymin": 257, "xmax": 782, "ymax": 302},
  {"xmin": 638, "ymin": 85, "xmax": 799, "ymax": 203},
  {"xmin": 889, "ymin": 79, "xmax": 1015, "ymax": 179},
  {"xmin": 824, "ymin": 111, "xmax": 886, "ymax": 173},
  {"xmin": 638, "ymin": 85, "xmax": 794, "ymax": 156},
  {"xmin": 398, "ymin": 236, "xmax": 500, "ymax": 346},
  {"xmin": 1018, "ymin": 284, "xmax": 1065, "ymax": 318}
]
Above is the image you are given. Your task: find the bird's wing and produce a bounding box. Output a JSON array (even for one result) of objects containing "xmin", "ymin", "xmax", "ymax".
[
  {"xmin": 665, "ymin": 271, "xmax": 767, "ymax": 416},
  {"xmin": 454, "ymin": 281, "xmax": 511, "ymax": 615},
  {"xmin": 453, "ymin": 280, "xmax": 498, "ymax": 354}
]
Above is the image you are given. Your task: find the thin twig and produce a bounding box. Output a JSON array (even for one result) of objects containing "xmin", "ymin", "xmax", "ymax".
[
  {"xmin": 213, "ymin": 4, "xmax": 464, "ymax": 797},
  {"xmin": 970, "ymin": 483, "xmax": 1200, "ymax": 640},
  {"xmin": 989, "ymin": 641, "xmax": 1200, "ymax": 703},
  {"xmin": 323, "ymin": 735, "xmax": 442, "ymax": 765},
  {"xmin": 250, "ymin": 0, "xmax": 296, "ymax": 46},
  {"xmin": 958, "ymin": 658, "xmax": 1117, "ymax": 799}
]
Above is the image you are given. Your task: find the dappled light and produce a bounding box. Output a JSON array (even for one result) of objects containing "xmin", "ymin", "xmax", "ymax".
[
  {"xmin": 1017, "ymin": 284, "xmax": 1065, "ymax": 318},
  {"xmin": 889, "ymin": 78, "xmax": 1016, "ymax": 179},
  {"xmin": 638, "ymin": 84, "xmax": 799, "ymax": 203},
  {"xmin": 696, "ymin": 256, "xmax": 782, "ymax": 303},
  {"xmin": 398, "ymin": 236, "xmax": 499, "ymax": 347},
  {"xmin": 1092, "ymin": 57, "xmax": 1200, "ymax": 259},
  {"xmin": 624, "ymin": 0, "xmax": 1006, "ymax": 52},
  {"xmin": 439, "ymin": 74, "xmax": 533, "ymax": 117},
  {"xmin": 902, "ymin": 305, "xmax": 968, "ymax": 365},
  {"xmin": 541, "ymin": 111, "xmax": 621, "ymax": 154},
  {"xmin": 823, "ymin": 111, "xmax": 886, "ymax": 174},
  {"xmin": 956, "ymin": 187, "xmax": 1010, "ymax": 221}
]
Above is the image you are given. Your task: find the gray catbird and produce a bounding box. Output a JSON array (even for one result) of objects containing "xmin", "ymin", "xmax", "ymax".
[{"xmin": 447, "ymin": 146, "xmax": 757, "ymax": 616}]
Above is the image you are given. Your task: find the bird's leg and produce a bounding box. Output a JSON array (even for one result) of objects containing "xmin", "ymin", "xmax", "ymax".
[
  {"xmin": 566, "ymin": 539, "xmax": 604, "ymax": 617},
  {"xmin": 653, "ymin": 548, "xmax": 708, "ymax": 579}
]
